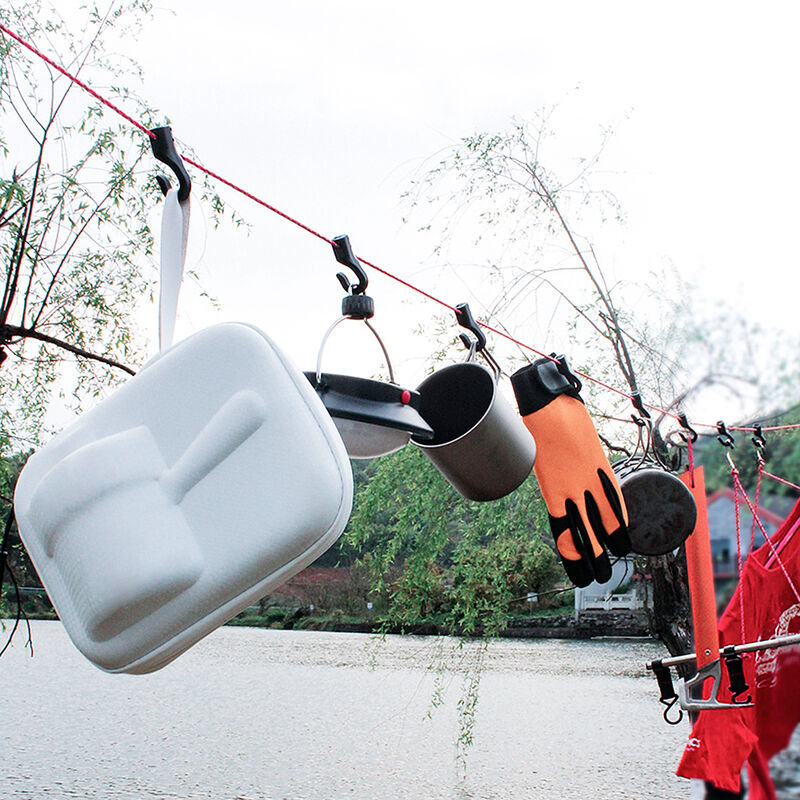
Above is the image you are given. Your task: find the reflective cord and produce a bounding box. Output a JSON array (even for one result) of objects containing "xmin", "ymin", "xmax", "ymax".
[
  {"xmin": 6, "ymin": 19, "xmax": 800, "ymax": 437},
  {"xmin": 751, "ymin": 455, "xmax": 764, "ymax": 554},
  {"xmin": 731, "ymin": 466, "xmax": 747, "ymax": 645},
  {"xmin": 732, "ymin": 471, "xmax": 800, "ymax": 604},
  {"xmin": 761, "ymin": 470, "xmax": 800, "ymax": 493}
]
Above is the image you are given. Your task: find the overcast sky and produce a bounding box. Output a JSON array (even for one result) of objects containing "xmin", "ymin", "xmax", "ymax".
[{"xmin": 43, "ymin": 2, "xmax": 800, "ymax": 421}]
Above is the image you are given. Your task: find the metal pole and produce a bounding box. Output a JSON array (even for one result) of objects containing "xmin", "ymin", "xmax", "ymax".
[{"xmin": 647, "ymin": 631, "xmax": 800, "ymax": 671}]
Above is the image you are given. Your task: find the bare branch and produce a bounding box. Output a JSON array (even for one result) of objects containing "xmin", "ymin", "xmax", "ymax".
[{"xmin": 2, "ymin": 323, "xmax": 135, "ymax": 375}]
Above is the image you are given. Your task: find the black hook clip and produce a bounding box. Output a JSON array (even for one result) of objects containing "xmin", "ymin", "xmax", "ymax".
[
  {"xmin": 716, "ymin": 420, "xmax": 736, "ymax": 449},
  {"xmin": 331, "ymin": 235, "xmax": 373, "ymax": 320},
  {"xmin": 650, "ymin": 660, "xmax": 683, "ymax": 726},
  {"xmin": 752, "ymin": 424, "xmax": 767, "ymax": 462},
  {"xmin": 677, "ymin": 412, "xmax": 698, "ymax": 443},
  {"xmin": 454, "ymin": 302, "xmax": 487, "ymax": 352},
  {"xmin": 723, "ymin": 647, "xmax": 752, "ymax": 705},
  {"xmin": 150, "ymin": 126, "xmax": 191, "ymax": 203},
  {"xmin": 332, "ymin": 234, "xmax": 368, "ymax": 296},
  {"xmin": 631, "ymin": 390, "xmax": 651, "ymax": 421}
]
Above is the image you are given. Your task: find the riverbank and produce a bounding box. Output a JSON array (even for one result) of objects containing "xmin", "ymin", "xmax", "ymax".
[
  {"xmin": 4, "ymin": 594, "xmax": 653, "ymax": 640},
  {"xmin": 227, "ymin": 608, "xmax": 652, "ymax": 639}
]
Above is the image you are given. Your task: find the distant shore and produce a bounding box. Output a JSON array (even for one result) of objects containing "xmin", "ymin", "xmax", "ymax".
[
  {"xmin": 226, "ymin": 608, "xmax": 652, "ymax": 640},
  {"xmin": 5, "ymin": 593, "xmax": 652, "ymax": 641}
]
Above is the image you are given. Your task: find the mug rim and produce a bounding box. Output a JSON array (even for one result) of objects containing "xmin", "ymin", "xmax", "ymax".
[{"xmin": 411, "ymin": 361, "xmax": 497, "ymax": 449}]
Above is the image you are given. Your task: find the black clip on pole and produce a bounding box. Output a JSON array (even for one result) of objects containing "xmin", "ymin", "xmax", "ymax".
[
  {"xmin": 331, "ymin": 235, "xmax": 373, "ymax": 320},
  {"xmin": 723, "ymin": 646, "xmax": 752, "ymax": 705},
  {"xmin": 150, "ymin": 126, "xmax": 192, "ymax": 202},
  {"xmin": 650, "ymin": 659, "xmax": 683, "ymax": 725}
]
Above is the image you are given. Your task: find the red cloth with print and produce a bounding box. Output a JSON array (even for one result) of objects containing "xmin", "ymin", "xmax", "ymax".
[{"xmin": 677, "ymin": 497, "xmax": 800, "ymax": 799}]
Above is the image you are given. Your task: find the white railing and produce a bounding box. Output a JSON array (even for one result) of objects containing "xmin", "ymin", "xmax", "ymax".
[{"xmin": 577, "ymin": 592, "xmax": 643, "ymax": 611}]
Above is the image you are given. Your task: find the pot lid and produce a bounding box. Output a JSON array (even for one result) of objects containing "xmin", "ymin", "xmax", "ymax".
[
  {"xmin": 619, "ymin": 468, "xmax": 697, "ymax": 556},
  {"xmin": 305, "ymin": 372, "xmax": 434, "ymax": 441}
]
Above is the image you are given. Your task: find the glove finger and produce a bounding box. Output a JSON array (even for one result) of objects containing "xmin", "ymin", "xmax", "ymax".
[
  {"xmin": 596, "ymin": 469, "xmax": 632, "ymax": 556},
  {"xmin": 550, "ymin": 500, "xmax": 603, "ymax": 588},
  {"xmin": 580, "ymin": 491, "xmax": 614, "ymax": 584}
]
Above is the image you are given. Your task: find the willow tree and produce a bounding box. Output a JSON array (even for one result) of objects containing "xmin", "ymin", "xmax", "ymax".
[
  {"xmin": 0, "ymin": 2, "xmax": 246, "ymax": 625},
  {"xmin": 0, "ymin": 1, "xmax": 236, "ymax": 452},
  {"xmin": 402, "ymin": 115, "xmax": 800, "ymax": 660}
]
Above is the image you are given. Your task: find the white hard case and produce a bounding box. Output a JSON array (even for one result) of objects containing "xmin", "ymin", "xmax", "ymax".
[{"xmin": 14, "ymin": 323, "xmax": 353, "ymax": 673}]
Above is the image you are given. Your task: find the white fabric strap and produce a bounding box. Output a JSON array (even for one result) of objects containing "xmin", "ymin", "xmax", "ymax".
[{"xmin": 159, "ymin": 187, "xmax": 191, "ymax": 352}]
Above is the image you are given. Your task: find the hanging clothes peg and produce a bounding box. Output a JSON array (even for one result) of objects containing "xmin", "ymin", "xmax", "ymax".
[
  {"xmin": 454, "ymin": 302, "xmax": 487, "ymax": 352},
  {"xmin": 332, "ymin": 234, "xmax": 374, "ymax": 321},
  {"xmin": 150, "ymin": 126, "xmax": 191, "ymax": 353},
  {"xmin": 716, "ymin": 421, "xmax": 736, "ymax": 449}
]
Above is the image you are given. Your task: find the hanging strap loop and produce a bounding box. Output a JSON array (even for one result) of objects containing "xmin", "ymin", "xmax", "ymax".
[{"xmin": 158, "ymin": 187, "xmax": 190, "ymax": 352}]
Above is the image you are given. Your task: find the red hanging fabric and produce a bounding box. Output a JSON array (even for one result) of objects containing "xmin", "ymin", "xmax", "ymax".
[
  {"xmin": 677, "ymin": 497, "xmax": 800, "ymax": 798},
  {"xmin": 682, "ymin": 467, "xmax": 719, "ymax": 668}
]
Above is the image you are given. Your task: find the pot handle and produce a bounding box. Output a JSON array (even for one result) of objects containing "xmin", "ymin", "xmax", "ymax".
[{"xmin": 315, "ymin": 316, "xmax": 395, "ymax": 384}]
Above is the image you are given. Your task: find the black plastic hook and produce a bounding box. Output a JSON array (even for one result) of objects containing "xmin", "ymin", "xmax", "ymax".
[
  {"xmin": 752, "ymin": 424, "xmax": 767, "ymax": 461},
  {"xmin": 677, "ymin": 412, "xmax": 698, "ymax": 443},
  {"xmin": 454, "ymin": 302, "xmax": 487, "ymax": 352},
  {"xmin": 150, "ymin": 126, "xmax": 191, "ymax": 203},
  {"xmin": 717, "ymin": 420, "xmax": 736, "ymax": 449},
  {"xmin": 631, "ymin": 390, "xmax": 651, "ymax": 420},
  {"xmin": 650, "ymin": 660, "xmax": 683, "ymax": 725},
  {"xmin": 723, "ymin": 647, "xmax": 752, "ymax": 705},
  {"xmin": 332, "ymin": 234, "xmax": 368, "ymax": 296}
]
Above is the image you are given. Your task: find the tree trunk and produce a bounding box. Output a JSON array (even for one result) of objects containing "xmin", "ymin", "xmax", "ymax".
[{"xmin": 647, "ymin": 549, "xmax": 695, "ymax": 678}]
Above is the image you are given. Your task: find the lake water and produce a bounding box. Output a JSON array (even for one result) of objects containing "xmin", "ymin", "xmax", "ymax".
[{"xmin": 2, "ymin": 622, "xmax": 697, "ymax": 799}]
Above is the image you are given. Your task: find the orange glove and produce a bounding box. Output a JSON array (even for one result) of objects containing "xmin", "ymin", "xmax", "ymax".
[{"xmin": 511, "ymin": 356, "xmax": 630, "ymax": 587}]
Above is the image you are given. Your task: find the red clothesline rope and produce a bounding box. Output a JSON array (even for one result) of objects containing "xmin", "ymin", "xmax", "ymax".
[
  {"xmin": 0, "ymin": 22, "xmax": 155, "ymax": 138},
  {"xmin": 4, "ymin": 20, "xmax": 800, "ymax": 438}
]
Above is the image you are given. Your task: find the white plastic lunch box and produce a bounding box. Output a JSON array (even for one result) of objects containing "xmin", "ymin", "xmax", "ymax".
[{"xmin": 14, "ymin": 322, "xmax": 353, "ymax": 674}]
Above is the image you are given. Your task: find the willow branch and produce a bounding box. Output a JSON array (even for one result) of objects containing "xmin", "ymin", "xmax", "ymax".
[{"xmin": 1, "ymin": 324, "xmax": 135, "ymax": 375}]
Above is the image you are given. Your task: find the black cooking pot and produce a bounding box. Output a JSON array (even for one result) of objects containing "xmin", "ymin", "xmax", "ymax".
[
  {"xmin": 306, "ymin": 372, "xmax": 433, "ymax": 459},
  {"xmin": 613, "ymin": 457, "xmax": 697, "ymax": 556}
]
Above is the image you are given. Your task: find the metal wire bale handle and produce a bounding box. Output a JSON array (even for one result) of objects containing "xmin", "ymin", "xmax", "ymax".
[{"xmin": 315, "ymin": 316, "xmax": 396, "ymax": 385}]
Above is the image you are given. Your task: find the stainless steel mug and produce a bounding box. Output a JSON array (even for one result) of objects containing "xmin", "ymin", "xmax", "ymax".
[{"xmin": 411, "ymin": 359, "xmax": 536, "ymax": 501}]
